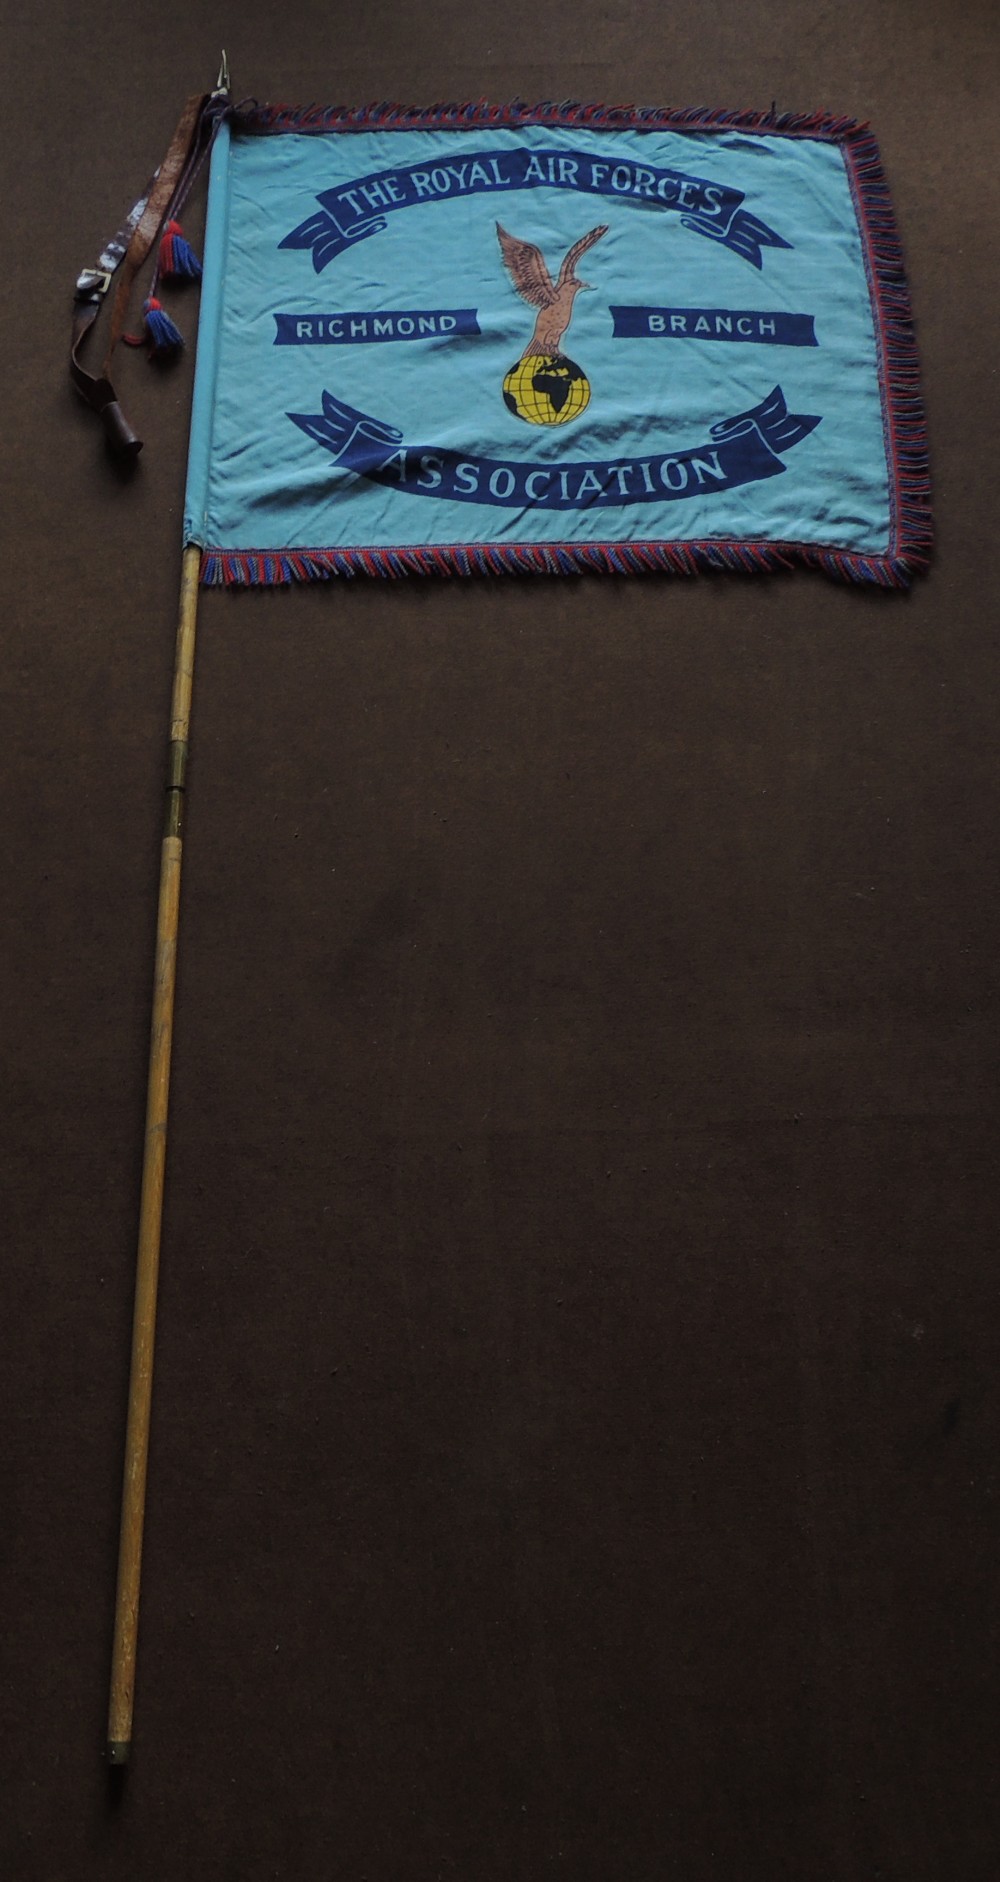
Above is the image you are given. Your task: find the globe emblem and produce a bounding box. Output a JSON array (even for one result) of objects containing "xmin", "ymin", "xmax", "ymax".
[
  {"xmin": 496, "ymin": 222, "xmax": 607, "ymax": 430},
  {"xmin": 502, "ymin": 352, "xmax": 591, "ymax": 427}
]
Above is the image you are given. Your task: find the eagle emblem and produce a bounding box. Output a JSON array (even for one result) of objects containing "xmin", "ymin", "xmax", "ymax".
[{"xmin": 496, "ymin": 221, "xmax": 608, "ymax": 426}]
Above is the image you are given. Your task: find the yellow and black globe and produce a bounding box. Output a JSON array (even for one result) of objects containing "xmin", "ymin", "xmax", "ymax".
[{"xmin": 502, "ymin": 352, "xmax": 591, "ymax": 426}]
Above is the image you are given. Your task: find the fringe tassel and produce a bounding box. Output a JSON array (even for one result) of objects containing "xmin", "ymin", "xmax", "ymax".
[
  {"xmin": 158, "ymin": 220, "xmax": 202, "ymax": 280},
  {"xmin": 840, "ymin": 130, "xmax": 932, "ymax": 579},
  {"xmin": 140, "ymin": 296, "xmax": 185, "ymax": 355},
  {"xmin": 199, "ymin": 538, "xmax": 920, "ymax": 589},
  {"xmin": 123, "ymin": 296, "xmax": 186, "ymax": 355},
  {"xmin": 237, "ymin": 99, "xmax": 866, "ymax": 138}
]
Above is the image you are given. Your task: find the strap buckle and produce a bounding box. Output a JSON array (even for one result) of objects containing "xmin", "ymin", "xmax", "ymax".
[{"xmin": 75, "ymin": 266, "xmax": 114, "ymax": 302}]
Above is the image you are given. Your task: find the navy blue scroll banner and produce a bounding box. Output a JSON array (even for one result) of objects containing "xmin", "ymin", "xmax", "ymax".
[
  {"xmin": 279, "ymin": 148, "xmax": 791, "ymax": 272},
  {"xmin": 611, "ymin": 305, "xmax": 817, "ymax": 346},
  {"xmin": 288, "ymin": 385, "xmax": 821, "ymax": 509},
  {"xmin": 275, "ymin": 310, "xmax": 480, "ymax": 345}
]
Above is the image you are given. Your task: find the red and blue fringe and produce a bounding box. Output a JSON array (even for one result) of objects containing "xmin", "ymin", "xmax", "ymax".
[
  {"xmin": 204, "ymin": 101, "xmax": 930, "ymax": 591},
  {"xmin": 235, "ymin": 100, "xmax": 863, "ymax": 137},
  {"xmin": 201, "ymin": 537, "xmax": 917, "ymax": 587}
]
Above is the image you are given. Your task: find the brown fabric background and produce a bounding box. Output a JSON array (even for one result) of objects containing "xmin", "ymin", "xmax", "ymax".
[{"xmin": 4, "ymin": 3, "xmax": 999, "ymax": 1876}]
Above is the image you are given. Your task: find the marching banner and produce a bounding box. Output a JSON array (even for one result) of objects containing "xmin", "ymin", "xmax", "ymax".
[{"xmin": 183, "ymin": 104, "xmax": 930, "ymax": 586}]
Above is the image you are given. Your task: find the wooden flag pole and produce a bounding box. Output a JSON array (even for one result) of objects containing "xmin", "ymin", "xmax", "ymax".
[{"xmin": 107, "ymin": 542, "xmax": 202, "ymax": 1764}]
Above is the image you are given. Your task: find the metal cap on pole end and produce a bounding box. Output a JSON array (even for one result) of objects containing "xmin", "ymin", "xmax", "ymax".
[
  {"xmin": 107, "ymin": 1740, "xmax": 131, "ymax": 1765},
  {"xmin": 214, "ymin": 49, "xmax": 230, "ymax": 96}
]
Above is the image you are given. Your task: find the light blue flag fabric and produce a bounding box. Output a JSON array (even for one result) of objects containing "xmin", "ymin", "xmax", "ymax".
[{"xmin": 183, "ymin": 105, "xmax": 930, "ymax": 586}]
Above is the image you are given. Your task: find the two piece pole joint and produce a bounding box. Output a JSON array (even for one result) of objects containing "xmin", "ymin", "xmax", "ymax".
[{"xmin": 164, "ymin": 739, "xmax": 188, "ymax": 839}]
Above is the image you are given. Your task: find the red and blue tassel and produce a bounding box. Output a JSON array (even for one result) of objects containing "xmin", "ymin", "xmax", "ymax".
[
  {"xmin": 122, "ymin": 219, "xmax": 201, "ymax": 355},
  {"xmin": 123, "ymin": 295, "xmax": 186, "ymax": 356},
  {"xmin": 158, "ymin": 219, "xmax": 202, "ymax": 280}
]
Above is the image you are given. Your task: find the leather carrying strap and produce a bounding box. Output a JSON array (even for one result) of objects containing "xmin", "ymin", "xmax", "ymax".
[{"xmin": 71, "ymin": 92, "xmax": 217, "ymax": 458}]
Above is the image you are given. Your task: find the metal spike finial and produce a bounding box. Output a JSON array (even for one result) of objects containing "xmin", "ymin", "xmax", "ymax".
[{"xmin": 214, "ymin": 50, "xmax": 230, "ymax": 95}]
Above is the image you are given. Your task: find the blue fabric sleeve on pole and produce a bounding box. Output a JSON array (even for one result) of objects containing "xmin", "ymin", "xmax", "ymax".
[{"xmin": 183, "ymin": 118, "xmax": 232, "ymax": 545}]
